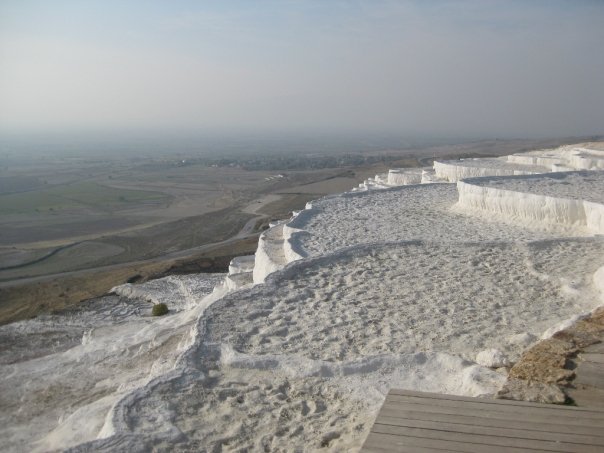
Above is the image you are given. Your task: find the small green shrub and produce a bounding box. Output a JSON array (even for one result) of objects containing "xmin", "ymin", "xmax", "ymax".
[{"xmin": 151, "ymin": 303, "xmax": 169, "ymax": 316}]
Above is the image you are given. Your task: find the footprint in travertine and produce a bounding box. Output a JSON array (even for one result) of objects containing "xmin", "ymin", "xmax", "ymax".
[
  {"xmin": 243, "ymin": 325, "xmax": 260, "ymax": 337},
  {"xmin": 217, "ymin": 388, "xmax": 239, "ymax": 401},
  {"xmin": 319, "ymin": 431, "xmax": 341, "ymax": 448},
  {"xmin": 269, "ymin": 327, "xmax": 289, "ymax": 337},
  {"xmin": 246, "ymin": 310, "xmax": 269, "ymax": 321},
  {"xmin": 300, "ymin": 399, "xmax": 314, "ymax": 416}
]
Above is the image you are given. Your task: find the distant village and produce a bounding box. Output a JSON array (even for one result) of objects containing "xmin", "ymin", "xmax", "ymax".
[{"xmin": 181, "ymin": 153, "xmax": 411, "ymax": 171}]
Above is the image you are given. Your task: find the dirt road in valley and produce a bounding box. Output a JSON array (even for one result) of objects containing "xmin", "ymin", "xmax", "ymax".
[{"xmin": 0, "ymin": 204, "xmax": 270, "ymax": 289}]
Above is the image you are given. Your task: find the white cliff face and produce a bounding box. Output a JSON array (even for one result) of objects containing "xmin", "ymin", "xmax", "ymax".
[
  {"xmin": 568, "ymin": 148, "xmax": 604, "ymax": 170},
  {"xmin": 433, "ymin": 158, "xmax": 546, "ymax": 182},
  {"xmin": 456, "ymin": 181, "xmax": 587, "ymax": 232},
  {"xmin": 222, "ymin": 255, "xmax": 255, "ymax": 290},
  {"xmin": 387, "ymin": 168, "xmax": 423, "ymax": 185},
  {"xmin": 353, "ymin": 167, "xmax": 444, "ymax": 190},
  {"xmin": 252, "ymin": 216, "xmax": 308, "ymax": 284},
  {"xmin": 506, "ymin": 154, "xmax": 567, "ymax": 168},
  {"xmin": 228, "ymin": 255, "xmax": 255, "ymax": 275},
  {"xmin": 252, "ymin": 224, "xmax": 288, "ymax": 284},
  {"xmin": 456, "ymin": 172, "xmax": 604, "ymax": 234}
]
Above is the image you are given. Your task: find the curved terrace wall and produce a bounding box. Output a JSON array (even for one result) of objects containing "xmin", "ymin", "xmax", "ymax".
[
  {"xmin": 568, "ymin": 152, "xmax": 604, "ymax": 170},
  {"xmin": 228, "ymin": 255, "xmax": 255, "ymax": 275},
  {"xmin": 252, "ymin": 224, "xmax": 287, "ymax": 284},
  {"xmin": 456, "ymin": 180, "xmax": 604, "ymax": 234},
  {"xmin": 506, "ymin": 154, "xmax": 565, "ymax": 168},
  {"xmin": 433, "ymin": 160, "xmax": 538, "ymax": 183},
  {"xmin": 387, "ymin": 169, "xmax": 422, "ymax": 185},
  {"xmin": 252, "ymin": 209, "xmax": 310, "ymax": 284}
]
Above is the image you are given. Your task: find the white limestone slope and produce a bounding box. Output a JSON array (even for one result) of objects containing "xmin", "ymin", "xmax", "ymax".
[
  {"xmin": 4, "ymin": 142, "xmax": 604, "ymax": 452},
  {"xmin": 69, "ymin": 143, "xmax": 604, "ymax": 452},
  {"xmin": 285, "ymin": 183, "xmax": 573, "ymax": 259},
  {"xmin": 76, "ymin": 235, "xmax": 604, "ymax": 452},
  {"xmin": 0, "ymin": 273, "xmax": 224, "ymax": 452},
  {"xmin": 252, "ymin": 182, "xmax": 568, "ymax": 283}
]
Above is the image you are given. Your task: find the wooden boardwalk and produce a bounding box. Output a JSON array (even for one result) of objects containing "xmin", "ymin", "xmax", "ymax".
[
  {"xmin": 567, "ymin": 341, "xmax": 604, "ymax": 407},
  {"xmin": 361, "ymin": 389, "xmax": 604, "ymax": 452}
]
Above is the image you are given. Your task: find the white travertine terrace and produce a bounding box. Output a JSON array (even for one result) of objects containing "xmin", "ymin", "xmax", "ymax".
[
  {"xmin": 285, "ymin": 184, "xmax": 571, "ymax": 258},
  {"xmin": 506, "ymin": 153, "xmax": 568, "ymax": 168},
  {"xmin": 253, "ymin": 222, "xmax": 306, "ymax": 284},
  {"xmin": 568, "ymin": 148, "xmax": 604, "ymax": 170},
  {"xmin": 228, "ymin": 255, "xmax": 255, "ymax": 275},
  {"xmin": 252, "ymin": 224, "xmax": 287, "ymax": 284},
  {"xmin": 352, "ymin": 144, "xmax": 604, "ymax": 191},
  {"xmin": 352, "ymin": 167, "xmax": 438, "ymax": 191},
  {"xmin": 245, "ymin": 144, "xmax": 604, "ymax": 305},
  {"xmin": 223, "ymin": 271, "xmax": 253, "ymax": 291},
  {"xmin": 507, "ymin": 147, "xmax": 604, "ymax": 172},
  {"xmin": 5, "ymin": 143, "xmax": 604, "ymax": 452},
  {"xmin": 216, "ymin": 240, "xmax": 604, "ymax": 363},
  {"xmin": 386, "ymin": 168, "xmax": 423, "ymax": 185},
  {"xmin": 223, "ymin": 255, "xmax": 255, "ymax": 290},
  {"xmin": 457, "ymin": 171, "xmax": 604, "ymax": 234},
  {"xmin": 0, "ymin": 273, "xmax": 226, "ymax": 452},
  {"xmin": 433, "ymin": 158, "xmax": 549, "ymax": 182},
  {"xmin": 420, "ymin": 168, "xmax": 444, "ymax": 183},
  {"xmin": 475, "ymin": 171, "xmax": 604, "ymax": 204}
]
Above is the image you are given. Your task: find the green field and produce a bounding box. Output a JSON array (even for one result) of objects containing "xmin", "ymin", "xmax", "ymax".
[{"xmin": 0, "ymin": 182, "xmax": 168, "ymax": 215}]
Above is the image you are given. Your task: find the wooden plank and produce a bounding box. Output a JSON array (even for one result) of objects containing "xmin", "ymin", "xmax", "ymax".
[
  {"xmin": 580, "ymin": 353, "xmax": 604, "ymax": 364},
  {"xmin": 377, "ymin": 405, "xmax": 604, "ymax": 436},
  {"xmin": 370, "ymin": 424, "xmax": 600, "ymax": 453},
  {"xmin": 383, "ymin": 398, "xmax": 604, "ymax": 425},
  {"xmin": 567, "ymin": 387, "xmax": 604, "ymax": 408},
  {"xmin": 574, "ymin": 361, "xmax": 604, "ymax": 388},
  {"xmin": 386, "ymin": 393, "xmax": 604, "ymax": 420},
  {"xmin": 388, "ymin": 389, "xmax": 604, "ymax": 413},
  {"xmin": 383, "ymin": 399, "xmax": 603, "ymax": 429},
  {"xmin": 585, "ymin": 342, "xmax": 604, "ymax": 353},
  {"xmin": 374, "ymin": 415, "xmax": 604, "ymax": 446},
  {"xmin": 362, "ymin": 390, "xmax": 604, "ymax": 452},
  {"xmin": 362, "ymin": 434, "xmax": 447, "ymax": 453},
  {"xmin": 363, "ymin": 431, "xmax": 554, "ymax": 453}
]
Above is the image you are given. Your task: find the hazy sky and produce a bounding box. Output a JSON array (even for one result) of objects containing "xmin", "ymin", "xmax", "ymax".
[{"xmin": 1, "ymin": 0, "xmax": 603, "ymax": 139}]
